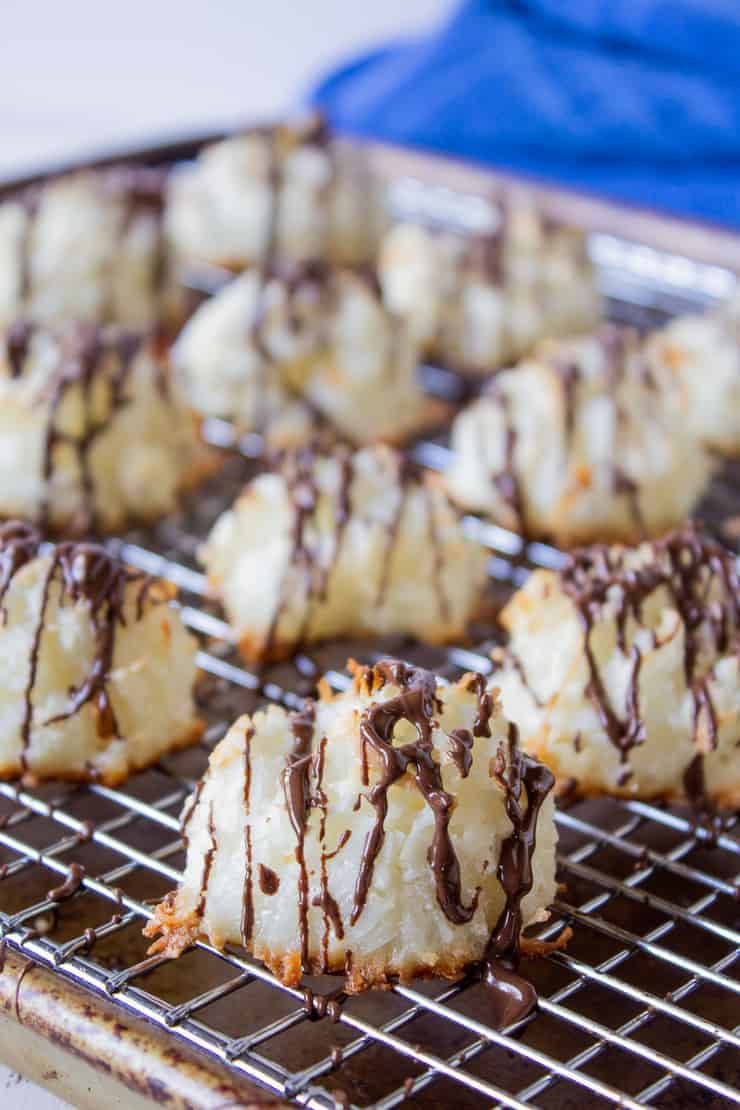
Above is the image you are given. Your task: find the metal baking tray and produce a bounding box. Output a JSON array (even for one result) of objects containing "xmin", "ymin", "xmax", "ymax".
[{"xmin": 0, "ymin": 132, "xmax": 738, "ymax": 1110}]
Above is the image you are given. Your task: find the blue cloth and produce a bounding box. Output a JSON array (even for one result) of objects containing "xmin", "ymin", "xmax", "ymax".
[{"xmin": 308, "ymin": 1, "xmax": 740, "ymax": 228}]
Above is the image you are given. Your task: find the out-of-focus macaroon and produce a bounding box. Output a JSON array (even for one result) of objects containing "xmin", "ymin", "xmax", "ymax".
[
  {"xmin": 445, "ymin": 325, "xmax": 712, "ymax": 545},
  {"xmin": 199, "ymin": 445, "xmax": 489, "ymax": 663},
  {"xmin": 0, "ymin": 523, "xmax": 202, "ymax": 785}
]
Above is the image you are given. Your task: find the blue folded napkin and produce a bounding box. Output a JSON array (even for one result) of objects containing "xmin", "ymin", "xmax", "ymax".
[{"xmin": 309, "ymin": 0, "xmax": 740, "ymax": 228}]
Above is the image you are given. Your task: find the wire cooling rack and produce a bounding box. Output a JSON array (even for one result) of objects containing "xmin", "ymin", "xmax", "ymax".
[{"xmin": 1, "ymin": 207, "xmax": 740, "ymax": 1108}]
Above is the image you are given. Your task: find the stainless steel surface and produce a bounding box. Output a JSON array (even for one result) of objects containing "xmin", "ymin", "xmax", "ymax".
[{"xmin": 0, "ymin": 140, "xmax": 739, "ymax": 1108}]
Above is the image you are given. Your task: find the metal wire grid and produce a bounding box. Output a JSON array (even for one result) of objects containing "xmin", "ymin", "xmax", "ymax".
[
  {"xmin": 0, "ymin": 438, "xmax": 739, "ymax": 1108},
  {"xmin": 0, "ymin": 215, "xmax": 739, "ymax": 1106}
]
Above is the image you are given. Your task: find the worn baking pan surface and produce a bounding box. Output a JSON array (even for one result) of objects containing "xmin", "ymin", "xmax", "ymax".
[{"xmin": 0, "ymin": 133, "xmax": 739, "ymax": 1109}]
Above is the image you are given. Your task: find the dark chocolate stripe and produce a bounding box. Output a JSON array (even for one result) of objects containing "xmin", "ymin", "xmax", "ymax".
[{"xmin": 241, "ymin": 725, "xmax": 255, "ymax": 946}]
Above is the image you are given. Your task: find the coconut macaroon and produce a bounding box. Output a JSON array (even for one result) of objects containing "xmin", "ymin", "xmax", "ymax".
[
  {"xmin": 199, "ymin": 446, "xmax": 489, "ymax": 663},
  {"xmin": 644, "ymin": 293, "xmax": 740, "ymax": 455},
  {"xmin": 0, "ymin": 319, "xmax": 212, "ymax": 534},
  {"xmin": 493, "ymin": 526, "xmax": 740, "ymax": 809},
  {"xmin": 172, "ymin": 266, "xmax": 319, "ymax": 444},
  {"xmin": 445, "ymin": 325, "xmax": 712, "ymax": 545},
  {"xmin": 166, "ymin": 116, "xmax": 374, "ymax": 274},
  {"xmin": 0, "ymin": 523, "xmax": 201, "ymax": 785},
  {"xmin": 173, "ymin": 264, "xmax": 443, "ymax": 446},
  {"xmin": 0, "ymin": 167, "xmax": 168, "ymax": 330},
  {"xmin": 378, "ymin": 206, "xmax": 600, "ymax": 374},
  {"xmin": 144, "ymin": 660, "xmax": 557, "ymax": 994}
]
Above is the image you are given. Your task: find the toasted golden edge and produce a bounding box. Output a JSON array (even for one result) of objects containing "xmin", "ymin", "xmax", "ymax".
[
  {"xmin": 339, "ymin": 396, "xmax": 451, "ymax": 449},
  {"xmin": 548, "ymin": 769, "xmax": 740, "ymax": 812},
  {"xmin": 10, "ymin": 433, "xmax": 223, "ymax": 539},
  {"xmin": 235, "ymin": 612, "xmax": 475, "ymax": 667},
  {"xmin": 144, "ymin": 904, "xmax": 559, "ymax": 993},
  {"xmin": 0, "ymin": 718, "xmax": 204, "ymax": 789}
]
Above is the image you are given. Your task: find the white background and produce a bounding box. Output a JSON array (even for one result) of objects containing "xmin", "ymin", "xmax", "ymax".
[
  {"xmin": 1, "ymin": 0, "xmax": 445, "ymax": 177},
  {"xmin": 0, "ymin": 4, "xmax": 446, "ymax": 1105}
]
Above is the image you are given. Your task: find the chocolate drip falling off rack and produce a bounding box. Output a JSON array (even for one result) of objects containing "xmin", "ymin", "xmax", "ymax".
[{"xmin": 1, "ymin": 135, "xmax": 740, "ymax": 1110}]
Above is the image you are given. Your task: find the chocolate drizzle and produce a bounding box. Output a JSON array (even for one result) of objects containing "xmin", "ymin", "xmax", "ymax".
[
  {"xmin": 314, "ymin": 732, "xmax": 347, "ymax": 969},
  {"xmin": 0, "ymin": 521, "xmax": 40, "ymax": 620},
  {"xmin": 264, "ymin": 448, "xmax": 319, "ymax": 655},
  {"xmin": 5, "ymin": 320, "xmax": 35, "ymax": 378},
  {"xmin": 195, "ymin": 802, "xmax": 218, "ymax": 916},
  {"xmin": 241, "ymin": 726, "xmax": 255, "ymax": 945},
  {"xmin": 479, "ymin": 721, "xmax": 554, "ymax": 1025},
  {"xmin": 2, "ymin": 318, "xmax": 161, "ymax": 533},
  {"xmin": 487, "ymin": 723, "xmax": 554, "ymax": 962},
  {"xmin": 484, "ymin": 380, "xmax": 525, "ymax": 532},
  {"xmin": 352, "ymin": 661, "xmax": 479, "ymax": 927},
  {"xmin": 553, "ymin": 360, "xmax": 580, "ymax": 446},
  {"xmin": 465, "ymin": 226, "xmax": 505, "ymax": 286},
  {"xmin": 39, "ymin": 325, "xmax": 148, "ymax": 532},
  {"xmin": 281, "ymin": 701, "xmax": 317, "ymax": 966},
  {"xmin": 9, "ymin": 166, "xmax": 167, "ymax": 322},
  {"xmin": 47, "ymin": 863, "xmax": 85, "ymax": 903},
  {"xmin": 0, "ymin": 527, "xmax": 157, "ymax": 774},
  {"xmin": 258, "ymin": 864, "xmax": 280, "ymax": 896},
  {"xmin": 507, "ymin": 650, "xmax": 546, "ymax": 709},
  {"xmin": 250, "ymin": 258, "xmax": 333, "ymax": 365},
  {"xmin": 181, "ymin": 780, "xmax": 205, "ymax": 851},
  {"xmin": 264, "ymin": 448, "xmax": 452, "ymax": 654},
  {"xmin": 560, "ymin": 526, "xmax": 739, "ymax": 808}
]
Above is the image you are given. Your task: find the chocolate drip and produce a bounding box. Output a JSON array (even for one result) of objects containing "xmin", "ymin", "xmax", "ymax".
[
  {"xmin": 266, "ymin": 448, "xmax": 431, "ymax": 653},
  {"xmin": 375, "ymin": 455, "xmax": 416, "ymax": 607},
  {"xmin": 314, "ymin": 732, "xmax": 346, "ymax": 969},
  {"xmin": 683, "ymin": 753, "xmax": 714, "ymax": 831},
  {"xmin": 324, "ymin": 449, "xmax": 354, "ymax": 600},
  {"xmin": 468, "ymin": 672, "xmax": 494, "ymax": 738},
  {"xmin": 465, "ymin": 227, "xmax": 505, "ymax": 286},
  {"xmin": 250, "ymin": 112, "xmax": 333, "ymax": 304},
  {"xmin": 425, "ymin": 487, "xmax": 451, "ymax": 624},
  {"xmin": 250, "ymin": 258, "xmax": 333, "ymax": 367},
  {"xmin": 195, "ymin": 803, "xmax": 218, "ymax": 916},
  {"xmin": 241, "ymin": 726, "xmax": 255, "ymax": 945},
  {"xmin": 181, "ymin": 780, "xmax": 205, "ymax": 851},
  {"xmin": 258, "ymin": 864, "xmax": 280, "ymax": 896},
  {"xmin": 482, "ymin": 722, "xmax": 554, "ymax": 1023},
  {"xmin": 0, "ymin": 521, "xmax": 41, "ymax": 620},
  {"xmin": 446, "ymin": 673, "xmax": 492, "ymax": 778},
  {"xmin": 561, "ymin": 526, "xmax": 739, "ymax": 805},
  {"xmin": 482, "ymin": 959, "xmax": 537, "ymax": 1029},
  {"xmin": 552, "ymin": 360, "xmax": 580, "ymax": 446},
  {"xmin": 302, "ymin": 987, "xmax": 344, "ymax": 1022},
  {"xmin": 19, "ymin": 559, "xmax": 58, "ymax": 772},
  {"xmin": 44, "ymin": 543, "xmax": 152, "ymax": 737},
  {"xmin": 5, "ymin": 320, "xmax": 35, "ymax": 378},
  {"xmin": 47, "ymin": 863, "xmax": 85, "ymax": 902},
  {"xmin": 281, "ymin": 701, "xmax": 316, "ymax": 966},
  {"xmin": 14, "ymin": 959, "xmax": 37, "ymax": 1023},
  {"xmin": 264, "ymin": 449, "xmax": 319, "ymax": 655},
  {"xmin": 447, "ymin": 729, "xmax": 474, "ymax": 778},
  {"xmin": 484, "ymin": 380, "xmax": 525, "ymax": 533},
  {"xmin": 308, "ymin": 446, "xmax": 354, "ymax": 609},
  {"xmin": 37, "ymin": 324, "xmax": 146, "ymax": 533},
  {"xmin": 352, "ymin": 661, "xmax": 479, "ymax": 927},
  {"xmin": 613, "ymin": 467, "xmax": 646, "ymax": 538},
  {"xmin": 507, "ymin": 650, "xmax": 546, "ymax": 709},
  {"xmin": 598, "ymin": 324, "xmax": 631, "ymax": 391}
]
